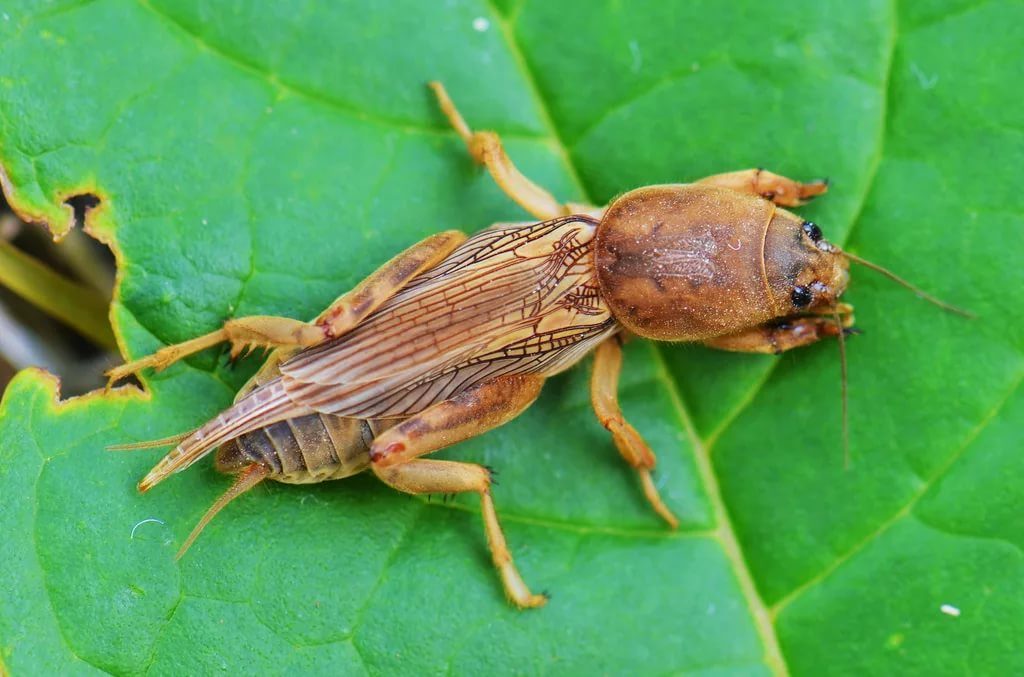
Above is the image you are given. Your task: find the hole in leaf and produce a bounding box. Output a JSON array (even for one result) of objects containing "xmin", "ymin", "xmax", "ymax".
[
  {"xmin": 0, "ymin": 191, "xmax": 117, "ymax": 395},
  {"xmin": 66, "ymin": 193, "xmax": 101, "ymax": 232}
]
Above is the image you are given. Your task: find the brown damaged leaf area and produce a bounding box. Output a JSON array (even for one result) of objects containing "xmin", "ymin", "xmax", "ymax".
[{"xmin": 0, "ymin": 160, "xmax": 109, "ymax": 243}]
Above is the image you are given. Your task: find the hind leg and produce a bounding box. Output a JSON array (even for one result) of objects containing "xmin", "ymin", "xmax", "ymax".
[
  {"xmin": 378, "ymin": 459, "xmax": 546, "ymax": 608},
  {"xmin": 107, "ymin": 229, "xmax": 466, "ymax": 384},
  {"xmin": 371, "ymin": 374, "xmax": 547, "ymax": 608}
]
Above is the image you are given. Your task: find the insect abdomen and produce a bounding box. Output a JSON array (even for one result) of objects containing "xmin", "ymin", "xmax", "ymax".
[{"xmin": 216, "ymin": 413, "xmax": 373, "ymax": 483}]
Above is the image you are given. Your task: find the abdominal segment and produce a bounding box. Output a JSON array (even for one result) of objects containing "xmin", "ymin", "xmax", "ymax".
[{"xmin": 216, "ymin": 413, "xmax": 376, "ymax": 484}]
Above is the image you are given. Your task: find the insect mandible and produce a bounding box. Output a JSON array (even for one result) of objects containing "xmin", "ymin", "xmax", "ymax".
[{"xmin": 109, "ymin": 82, "xmax": 968, "ymax": 609}]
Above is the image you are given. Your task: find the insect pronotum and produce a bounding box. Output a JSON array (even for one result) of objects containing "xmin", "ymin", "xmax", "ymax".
[{"xmin": 109, "ymin": 82, "xmax": 968, "ymax": 609}]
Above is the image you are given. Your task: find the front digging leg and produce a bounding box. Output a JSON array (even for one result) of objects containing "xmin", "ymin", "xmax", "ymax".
[
  {"xmin": 696, "ymin": 168, "xmax": 828, "ymax": 207},
  {"xmin": 703, "ymin": 312, "xmax": 854, "ymax": 354}
]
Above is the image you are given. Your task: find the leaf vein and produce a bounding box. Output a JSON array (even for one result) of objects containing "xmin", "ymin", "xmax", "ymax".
[
  {"xmin": 347, "ymin": 504, "xmax": 426, "ymax": 645},
  {"xmin": 648, "ymin": 345, "xmax": 788, "ymax": 677},
  {"xmin": 135, "ymin": 0, "xmax": 548, "ymax": 142},
  {"xmin": 770, "ymin": 369, "xmax": 1023, "ymax": 617},
  {"xmin": 27, "ymin": 396, "xmax": 107, "ymax": 674}
]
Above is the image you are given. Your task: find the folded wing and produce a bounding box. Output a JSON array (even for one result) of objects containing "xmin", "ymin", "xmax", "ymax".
[{"xmin": 280, "ymin": 217, "xmax": 617, "ymax": 418}]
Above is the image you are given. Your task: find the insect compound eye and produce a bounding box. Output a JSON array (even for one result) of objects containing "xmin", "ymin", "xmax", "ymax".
[
  {"xmin": 791, "ymin": 285, "xmax": 813, "ymax": 308},
  {"xmin": 802, "ymin": 221, "xmax": 823, "ymax": 242}
]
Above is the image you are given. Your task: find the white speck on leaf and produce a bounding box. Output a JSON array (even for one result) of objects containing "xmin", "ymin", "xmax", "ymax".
[
  {"xmin": 473, "ymin": 17, "xmax": 490, "ymax": 32},
  {"xmin": 940, "ymin": 603, "xmax": 961, "ymax": 617},
  {"xmin": 910, "ymin": 62, "xmax": 939, "ymax": 90},
  {"xmin": 114, "ymin": 587, "xmax": 139, "ymax": 612},
  {"xmin": 628, "ymin": 40, "xmax": 642, "ymax": 72},
  {"xmin": 130, "ymin": 517, "xmax": 166, "ymax": 539}
]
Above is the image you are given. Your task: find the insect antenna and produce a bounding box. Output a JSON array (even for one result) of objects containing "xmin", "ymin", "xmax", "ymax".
[
  {"xmin": 840, "ymin": 250, "xmax": 975, "ymax": 318},
  {"xmin": 107, "ymin": 428, "xmax": 197, "ymax": 451},
  {"xmin": 832, "ymin": 309, "xmax": 850, "ymax": 469},
  {"xmin": 175, "ymin": 462, "xmax": 269, "ymax": 559}
]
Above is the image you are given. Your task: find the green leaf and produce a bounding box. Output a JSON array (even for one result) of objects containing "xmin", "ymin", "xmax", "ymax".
[{"xmin": 1, "ymin": 1, "xmax": 1020, "ymax": 674}]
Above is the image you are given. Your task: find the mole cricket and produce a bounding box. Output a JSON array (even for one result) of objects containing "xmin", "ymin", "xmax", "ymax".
[{"xmin": 109, "ymin": 82, "xmax": 968, "ymax": 608}]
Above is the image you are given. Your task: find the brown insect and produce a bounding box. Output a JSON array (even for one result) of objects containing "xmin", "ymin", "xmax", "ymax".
[{"xmin": 109, "ymin": 82, "xmax": 967, "ymax": 608}]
